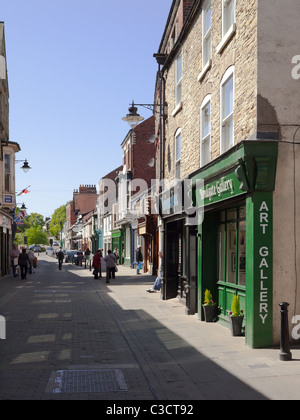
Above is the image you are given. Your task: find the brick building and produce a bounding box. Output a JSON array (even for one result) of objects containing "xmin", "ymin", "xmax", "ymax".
[
  {"xmin": 97, "ymin": 165, "xmax": 122, "ymax": 255},
  {"xmin": 153, "ymin": 0, "xmax": 300, "ymax": 348},
  {"xmin": 114, "ymin": 116, "xmax": 156, "ymax": 270},
  {"xmin": 66, "ymin": 185, "xmax": 97, "ymax": 250}
]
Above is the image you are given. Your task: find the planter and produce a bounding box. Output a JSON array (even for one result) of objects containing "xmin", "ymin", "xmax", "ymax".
[
  {"xmin": 229, "ymin": 315, "xmax": 244, "ymax": 336},
  {"xmin": 202, "ymin": 304, "xmax": 216, "ymax": 323}
]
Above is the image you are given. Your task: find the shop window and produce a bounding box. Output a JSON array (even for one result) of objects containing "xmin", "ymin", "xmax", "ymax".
[{"xmin": 217, "ymin": 206, "xmax": 246, "ymax": 287}]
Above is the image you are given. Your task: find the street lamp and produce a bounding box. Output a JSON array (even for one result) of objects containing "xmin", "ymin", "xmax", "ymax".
[
  {"xmin": 16, "ymin": 159, "xmax": 32, "ymax": 173},
  {"xmin": 122, "ymin": 101, "xmax": 145, "ymax": 129},
  {"xmin": 122, "ymin": 100, "xmax": 167, "ymax": 129},
  {"xmin": 15, "ymin": 203, "xmax": 27, "ymax": 211}
]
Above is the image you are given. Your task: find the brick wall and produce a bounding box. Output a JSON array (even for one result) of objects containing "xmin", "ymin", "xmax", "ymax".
[
  {"xmin": 132, "ymin": 115, "xmax": 156, "ymax": 187},
  {"xmin": 73, "ymin": 185, "xmax": 97, "ymax": 216}
]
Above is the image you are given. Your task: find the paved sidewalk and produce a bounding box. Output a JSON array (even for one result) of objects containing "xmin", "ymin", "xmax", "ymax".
[{"xmin": 0, "ymin": 254, "xmax": 299, "ymax": 401}]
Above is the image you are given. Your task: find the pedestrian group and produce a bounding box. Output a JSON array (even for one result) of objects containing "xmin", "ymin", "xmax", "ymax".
[{"xmin": 9, "ymin": 244, "xmax": 161, "ymax": 292}]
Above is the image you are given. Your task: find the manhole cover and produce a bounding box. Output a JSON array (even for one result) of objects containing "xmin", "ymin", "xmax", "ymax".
[{"xmin": 52, "ymin": 369, "xmax": 128, "ymax": 394}]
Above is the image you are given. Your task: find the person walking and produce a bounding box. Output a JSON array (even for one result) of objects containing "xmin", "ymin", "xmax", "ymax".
[
  {"xmin": 113, "ymin": 248, "xmax": 119, "ymax": 265},
  {"xmin": 104, "ymin": 250, "xmax": 117, "ymax": 284},
  {"xmin": 10, "ymin": 244, "xmax": 20, "ymax": 277},
  {"xmin": 85, "ymin": 248, "xmax": 91, "ymax": 267},
  {"xmin": 27, "ymin": 249, "xmax": 35, "ymax": 274},
  {"xmin": 18, "ymin": 248, "xmax": 31, "ymax": 280},
  {"xmin": 92, "ymin": 249, "xmax": 102, "ymax": 279},
  {"xmin": 57, "ymin": 247, "xmax": 64, "ymax": 270},
  {"xmin": 136, "ymin": 245, "xmax": 143, "ymax": 275}
]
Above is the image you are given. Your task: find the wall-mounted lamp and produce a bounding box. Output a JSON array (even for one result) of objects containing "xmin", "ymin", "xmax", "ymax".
[
  {"xmin": 16, "ymin": 203, "xmax": 27, "ymax": 210},
  {"xmin": 122, "ymin": 101, "xmax": 145, "ymax": 129},
  {"xmin": 122, "ymin": 100, "xmax": 167, "ymax": 129},
  {"xmin": 16, "ymin": 159, "xmax": 31, "ymax": 173}
]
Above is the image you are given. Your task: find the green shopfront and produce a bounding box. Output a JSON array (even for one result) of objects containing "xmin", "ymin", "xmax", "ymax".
[
  {"xmin": 191, "ymin": 140, "xmax": 278, "ymax": 349},
  {"xmin": 111, "ymin": 228, "xmax": 125, "ymax": 266}
]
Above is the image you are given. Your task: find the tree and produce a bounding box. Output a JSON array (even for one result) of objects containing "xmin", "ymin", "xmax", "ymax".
[
  {"xmin": 49, "ymin": 204, "xmax": 67, "ymax": 238},
  {"xmin": 26, "ymin": 226, "xmax": 48, "ymax": 245},
  {"xmin": 14, "ymin": 209, "xmax": 48, "ymax": 246}
]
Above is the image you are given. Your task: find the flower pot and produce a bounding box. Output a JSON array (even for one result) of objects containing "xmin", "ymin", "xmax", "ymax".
[
  {"xmin": 202, "ymin": 304, "xmax": 216, "ymax": 323},
  {"xmin": 229, "ymin": 315, "xmax": 244, "ymax": 336}
]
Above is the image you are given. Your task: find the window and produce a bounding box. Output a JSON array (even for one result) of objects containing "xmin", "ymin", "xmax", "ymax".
[
  {"xmin": 217, "ymin": 206, "xmax": 246, "ymax": 287},
  {"xmin": 200, "ymin": 95, "xmax": 211, "ymax": 166},
  {"xmin": 126, "ymin": 228, "xmax": 130, "ymax": 259},
  {"xmin": 223, "ymin": 0, "xmax": 235, "ymax": 36},
  {"xmin": 202, "ymin": 0, "xmax": 212, "ymax": 67},
  {"xmin": 175, "ymin": 52, "xmax": 182, "ymax": 106},
  {"xmin": 4, "ymin": 154, "xmax": 11, "ymax": 192},
  {"xmin": 221, "ymin": 67, "xmax": 234, "ymax": 153},
  {"xmin": 175, "ymin": 129, "xmax": 181, "ymax": 180},
  {"xmin": 0, "ymin": 55, "xmax": 6, "ymax": 80}
]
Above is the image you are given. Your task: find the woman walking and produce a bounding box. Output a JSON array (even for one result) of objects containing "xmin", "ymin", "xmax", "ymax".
[
  {"xmin": 10, "ymin": 244, "xmax": 20, "ymax": 277},
  {"xmin": 92, "ymin": 249, "xmax": 102, "ymax": 279},
  {"xmin": 104, "ymin": 250, "xmax": 117, "ymax": 284},
  {"xmin": 136, "ymin": 245, "xmax": 143, "ymax": 275},
  {"xmin": 18, "ymin": 249, "xmax": 31, "ymax": 280}
]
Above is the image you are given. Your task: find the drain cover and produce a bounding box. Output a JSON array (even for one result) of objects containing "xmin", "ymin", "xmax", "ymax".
[{"xmin": 53, "ymin": 369, "xmax": 128, "ymax": 394}]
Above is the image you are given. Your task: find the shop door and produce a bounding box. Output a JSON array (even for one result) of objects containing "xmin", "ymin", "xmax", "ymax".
[
  {"xmin": 165, "ymin": 222, "xmax": 181, "ymax": 300},
  {"xmin": 186, "ymin": 227, "xmax": 198, "ymax": 314}
]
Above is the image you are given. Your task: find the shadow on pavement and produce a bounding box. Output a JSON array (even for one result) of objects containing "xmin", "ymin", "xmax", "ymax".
[{"xmin": 0, "ymin": 256, "xmax": 268, "ymax": 400}]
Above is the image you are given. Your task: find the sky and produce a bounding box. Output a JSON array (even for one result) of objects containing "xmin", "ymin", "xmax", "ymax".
[{"xmin": 1, "ymin": 0, "xmax": 173, "ymax": 218}]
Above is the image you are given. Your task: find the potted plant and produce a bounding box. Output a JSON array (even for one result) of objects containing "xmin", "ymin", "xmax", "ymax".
[
  {"xmin": 202, "ymin": 289, "xmax": 217, "ymax": 322},
  {"xmin": 229, "ymin": 295, "xmax": 244, "ymax": 336}
]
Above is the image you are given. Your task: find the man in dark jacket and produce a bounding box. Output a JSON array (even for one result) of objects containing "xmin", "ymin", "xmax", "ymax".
[
  {"xmin": 136, "ymin": 245, "xmax": 143, "ymax": 275},
  {"xmin": 57, "ymin": 248, "xmax": 64, "ymax": 270},
  {"xmin": 18, "ymin": 248, "xmax": 31, "ymax": 280}
]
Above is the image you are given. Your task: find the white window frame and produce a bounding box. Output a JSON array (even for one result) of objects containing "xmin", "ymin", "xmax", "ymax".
[
  {"xmin": 175, "ymin": 128, "xmax": 181, "ymax": 180},
  {"xmin": 202, "ymin": 0, "xmax": 212, "ymax": 68},
  {"xmin": 223, "ymin": 0, "xmax": 235, "ymax": 37},
  {"xmin": 220, "ymin": 66, "xmax": 235, "ymax": 154},
  {"xmin": 200, "ymin": 95, "xmax": 211, "ymax": 167},
  {"xmin": 125, "ymin": 227, "xmax": 130, "ymax": 259},
  {"xmin": 175, "ymin": 52, "xmax": 182, "ymax": 107},
  {"xmin": 4, "ymin": 153, "xmax": 12, "ymax": 193}
]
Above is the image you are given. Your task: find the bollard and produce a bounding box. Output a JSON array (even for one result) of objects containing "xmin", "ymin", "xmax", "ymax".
[{"xmin": 279, "ymin": 302, "xmax": 292, "ymax": 361}]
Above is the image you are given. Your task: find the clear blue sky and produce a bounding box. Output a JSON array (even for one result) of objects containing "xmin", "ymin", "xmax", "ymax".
[{"xmin": 1, "ymin": 0, "xmax": 173, "ymax": 218}]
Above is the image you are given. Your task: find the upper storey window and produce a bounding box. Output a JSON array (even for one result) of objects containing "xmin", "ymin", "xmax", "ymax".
[
  {"xmin": 223, "ymin": 0, "xmax": 235, "ymax": 36},
  {"xmin": 202, "ymin": 0, "xmax": 212, "ymax": 68},
  {"xmin": 175, "ymin": 52, "xmax": 182, "ymax": 107},
  {"xmin": 221, "ymin": 67, "xmax": 234, "ymax": 153}
]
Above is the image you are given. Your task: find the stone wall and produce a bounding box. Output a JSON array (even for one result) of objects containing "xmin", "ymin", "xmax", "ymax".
[{"xmin": 163, "ymin": 0, "xmax": 258, "ymax": 181}]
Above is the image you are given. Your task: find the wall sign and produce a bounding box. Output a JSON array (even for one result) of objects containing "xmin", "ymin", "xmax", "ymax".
[{"xmin": 197, "ymin": 170, "xmax": 245, "ymax": 206}]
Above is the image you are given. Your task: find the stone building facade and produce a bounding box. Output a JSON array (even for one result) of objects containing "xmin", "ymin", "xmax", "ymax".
[
  {"xmin": 154, "ymin": 0, "xmax": 300, "ymax": 348},
  {"xmin": 0, "ymin": 22, "xmax": 21, "ymax": 277}
]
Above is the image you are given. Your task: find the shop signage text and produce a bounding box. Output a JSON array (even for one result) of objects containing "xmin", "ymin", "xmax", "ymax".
[
  {"xmin": 258, "ymin": 201, "xmax": 271, "ymax": 325},
  {"xmin": 199, "ymin": 176, "xmax": 234, "ymax": 202},
  {"xmin": 197, "ymin": 171, "xmax": 245, "ymax": 206}
]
